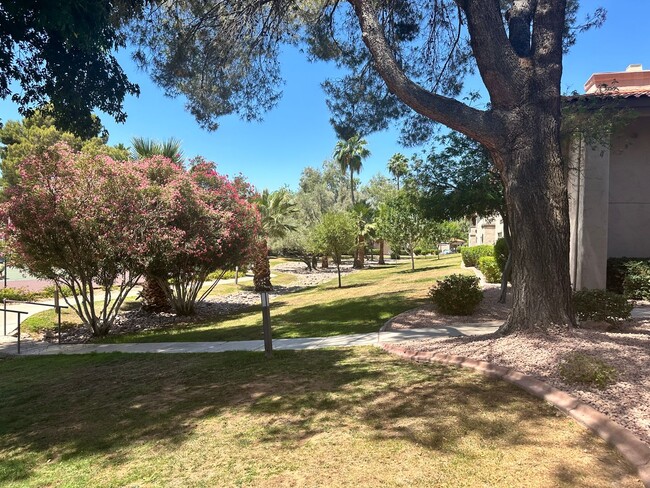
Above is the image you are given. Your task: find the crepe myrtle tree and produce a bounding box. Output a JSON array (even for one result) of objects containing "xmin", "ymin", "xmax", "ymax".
[
  {"xmin": 131, "ymin": 0, "xmax": 606, "ymax": 334},
  {"xmin": 144, "ymin": 157, "xmax": 261, "ymax": 316},
  {"xmin": 0, "ymin": 143, "xmax": 157, "ymax": 336}
]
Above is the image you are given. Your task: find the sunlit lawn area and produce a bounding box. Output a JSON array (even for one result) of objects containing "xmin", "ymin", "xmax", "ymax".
[
  {"xmin": 22, "ymin": 255, "xmax": 465, "ymax": 343},
  {"xmin": 0, "ymin": 348, "xmax": 639, "ymax": 487},
  {"xmin": 99, "ymin": 254, "xmax": 465, "ymax": 343}
]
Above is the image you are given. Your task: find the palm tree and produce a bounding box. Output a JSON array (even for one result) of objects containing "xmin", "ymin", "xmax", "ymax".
[
  {"xmin": 333, "ymin": 135, "xmax": 370, "ymax": 205},
  {"xmin": 387, "ymin": 153, "xmax": 409, "ymax": 190},
  {"xmin": 131, "ymin": 136, "xmax": 184, "ymax": 164},
  {"xmin": 131, "ymin": 136, "xmax": 184, "ymax": 312},
  {"xmin": 253, "ymin": 189, "xmax": 298, "ymax": 291}
]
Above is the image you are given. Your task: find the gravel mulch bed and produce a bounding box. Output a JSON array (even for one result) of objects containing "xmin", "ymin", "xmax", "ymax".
[
  {"xmin": 386, "ymin": 284, "xmax": 510, "ymax": 329},
  {"xmin": 45, "ymin": 262, "xmax": 354, "ymax": 343},
  {"xmin": 388, "ymin": 284, "xmax": 650, "ymax": 446}
]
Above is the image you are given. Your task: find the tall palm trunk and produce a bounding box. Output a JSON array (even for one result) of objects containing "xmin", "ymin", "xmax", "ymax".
[
  {"xmin": 378, "ymin": 239, "xmax": 385, "ymax": 265},
  {"xmin": 353, "ymin": 234, "xmax": 365, "ymax": 269},
  {"xmin": 140, "ymin": 274, "xmax": 170, "ymax": 312},
  {"xmin": 253, "ymin": 239, "xmax": 273, "ymax": 291}
]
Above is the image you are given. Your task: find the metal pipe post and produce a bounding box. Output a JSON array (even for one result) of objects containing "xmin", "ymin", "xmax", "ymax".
[
  {"xmin": 55, "ymin": 288, "xmax": 61, "ymax": 344},
  {"xmin": 260, "ymin": 292, "xmax": 273, "ymax": 358},
  {"xmin": 3, "ymin": 298, "xmax": 5, "ymax": 336},
  {"xmin": 17, "ymin": 315, "xmax": 20, "ymax": 354}
]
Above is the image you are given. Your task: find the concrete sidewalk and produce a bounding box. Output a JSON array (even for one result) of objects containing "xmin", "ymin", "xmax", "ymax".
[
  {"xmin": 2, "ymin": 304, "xmax": 647, "ymax": 357},
  {"xmin": 0, "ymin": 323, "xmax": 502, "ymax": 356}
]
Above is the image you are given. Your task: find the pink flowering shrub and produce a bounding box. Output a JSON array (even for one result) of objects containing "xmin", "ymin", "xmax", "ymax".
[
  {"xmin": 0, "ymin": 144, "xmax": 156, "ymax": 336},
  {"xmin": 140, "ymin": 157, "xmax": 260, "ymax": 315}
]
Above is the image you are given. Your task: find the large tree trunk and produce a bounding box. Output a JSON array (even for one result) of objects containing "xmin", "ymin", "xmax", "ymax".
[
  {"xmin": 495, "ymin": 109, "xmax": 575, "ymax": 334},
  {"xmin": 253, "ymin": 239, "xmax": 273, "ymax": 292},
  {"xmin": 378, "ymin": 239, "xmax": 385, "ymax": 265},
  {"xmin": 321, "ymin": 256, "xmax": 329, "ymax": 268}
]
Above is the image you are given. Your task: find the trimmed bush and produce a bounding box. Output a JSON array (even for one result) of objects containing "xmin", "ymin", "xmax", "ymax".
[
  {"xmin": 429, "ymin": 274, "xmax": 483, "ymax": 315},
  {"xmin": 36, "ymin": 284, "xmax": 73, "ymax": 299},
  {"xmin": 390, "ymin": 251, "xmax": 401, "ymax": 260},
  {"xmin": 607, "ymin": 258, "xmax": 650, "ymax": 299},
  {"xmin": 207, "ymin": 268, "xmax": 248, "ymax": 281},
  {"xmin": 622, "ymin": 261, "xmax": 650, "ymax": 300},
  {"xmin": 478, "ymin": 256, "xmax": 501, "ymax": 283},
  {"xmin": 460, "ymin": 245, "xmax": 494, "ymax": 267},
  {"xmin": 494, "ymin": 237, "xmax": 509, "ymax": 272},
  {"xmin": 558, "ymin": 352, "xmax": 617, "ymax": 389},
  {"xmin": 573, "ymin": 289, "xmax": 633, "ymax": 325},
  {"xmin": 0, "ymin": 287, "xmax": 36, "ymax": 302},
  {"xmin": 413, "ymin": 247, "xmax": 423, "ymax": 256}
]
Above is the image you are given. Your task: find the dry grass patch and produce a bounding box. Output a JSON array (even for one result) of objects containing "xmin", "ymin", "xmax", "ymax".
[{"xmin": 0, "ymin": 347, "xmax": 640, "ymax": 487}]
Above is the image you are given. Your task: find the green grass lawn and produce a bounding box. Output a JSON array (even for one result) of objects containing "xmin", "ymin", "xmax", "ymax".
[
  {"xmin": 99, "ymin": 255, "xmax": 465, "ymax": 343},
  {"xmin": 0, "ymin": 348, "xmax": 640, "ymax": 487},
  {"xmin": 22, "ymin": 255, "xmax": 466, "ymax": 343}
]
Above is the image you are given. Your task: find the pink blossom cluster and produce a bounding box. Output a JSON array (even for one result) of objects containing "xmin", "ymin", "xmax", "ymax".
[{"xmin": 0, "ymin": 143, "xmax": 262, "ymax": 329}]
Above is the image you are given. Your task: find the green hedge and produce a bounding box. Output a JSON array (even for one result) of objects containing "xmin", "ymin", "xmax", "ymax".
[
  {"xmin": 494, "ymin": 237, "xmax": 509, "ymax": 272},
  {"xmin": 460, "ymin": 245, "xmax": 494, "ymax": 268},
  {"xmin": 573, "ymin": 289, "xmax": 633, "ymax": 325},
  {"xmin": 606, "ymin": 258, "xmax": 650, "ymax": 300},
  {"xmin": 478, "ymin": 256, "xmax": 501, "ymax": 283}
]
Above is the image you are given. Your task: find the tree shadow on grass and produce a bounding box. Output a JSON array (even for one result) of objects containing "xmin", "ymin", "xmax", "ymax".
[
  {"xmin": 397, "ymin": 263, "xmax": 458, "ymax": 274},
  {"xmin": 0, "ymin": 349, "xmax": 636, "ymax": 486}
]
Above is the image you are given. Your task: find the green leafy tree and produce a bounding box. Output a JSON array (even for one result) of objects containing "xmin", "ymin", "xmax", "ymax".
[
  {"xmin": 282, "ymin": 160, "xmax": 354, "ymax": 269},
  {"xmin": 332, "ymin": 135, "xmax": 370, "ymax": 205},
  {"xmin": 129, "ymin": 0, "xmax": 607, "ymax": 334},
  {"xmin": 360, "ymin": 174, "xmax": 396, "ymax": 264},
  {"xmin": 312, "ymin": 211, "xmax": 357, "ymax": 288},
  {"xmin": 350, "ymin": 201, "xmax": 376, "ymax": 269},
  {"xmin": 387, "ymin": 153, "xmax": 409, "ymax": 190},
  {"xmin": 130, "ymin": 136, "xmax": 186, "ymax": 312},
  {"xmin": 253, "ymin": 189, "xmax": 298, "ymax": 291},
  {"xmin": 0, "ymin": 1, "xmax": 144, "ymax": 137},
  {"xmin": 378, "ymin": 191, "xmax": 431, "ymax": 271},
  {"xmin": 0, "ymin": 109, "xmax": 129, "ymax": 189},
  {"xmin": 412, "ymin": 131, "xmax": 511, "ymax": 301}
]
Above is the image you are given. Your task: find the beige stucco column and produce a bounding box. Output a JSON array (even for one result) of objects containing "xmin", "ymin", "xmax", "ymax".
[{"xmin": 568, "ymin": 137, "xmax": 610, "ymax": 290}]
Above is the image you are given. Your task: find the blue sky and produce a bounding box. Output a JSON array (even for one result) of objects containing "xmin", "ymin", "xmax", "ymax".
[{"xmin": 1, "ymin": 0, "xmax": 648, "ymax": 192}]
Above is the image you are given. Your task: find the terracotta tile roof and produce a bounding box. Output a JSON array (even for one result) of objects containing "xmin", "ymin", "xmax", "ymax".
[{"xmin": 564, "ymin": 90, "xmax": 650, "ymax": 102}]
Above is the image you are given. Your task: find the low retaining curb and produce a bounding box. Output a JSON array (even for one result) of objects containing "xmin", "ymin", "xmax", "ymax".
[{"xmin": 381, "ymin": 343, "xmax": 650, "ymax": 487}]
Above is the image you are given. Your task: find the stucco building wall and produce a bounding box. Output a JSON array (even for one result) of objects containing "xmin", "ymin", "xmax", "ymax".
[{"xmin": 568, "ymin": 102, "xmax": 650, "ymax": 290}]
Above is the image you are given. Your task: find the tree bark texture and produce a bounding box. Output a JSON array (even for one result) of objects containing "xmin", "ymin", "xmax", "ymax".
[
  {"xmin": 321, "ymin": 256, "xmax": 329, "ymax": 268},
  {"xmin": 253, "ymin": 239, "xmax": 273, "ymax": 292},
  {"xmin": 378, "ymin": 239, "xmax": 385, "ymax": 265},
  {"xmin": 140, "ymin": 274, "xmax": 171, "ymax": 313},
  {"xmin": 493, "ymin": 108, "xmax": 575, "ymax": 332},
  {"xmin": 498, "ymin": 212, "xmax": 512, "ymax": 304},
  {"xmin": 353, "ymin": 234, "xmax": 365, "ymax": 269},
  {"xmin": 351, "ymin": 0, "xmax": 574, "ymax": 334}
]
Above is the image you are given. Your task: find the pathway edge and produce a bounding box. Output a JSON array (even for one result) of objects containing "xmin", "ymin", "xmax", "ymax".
[{"xmin": 381, "ymin": 343, "xmax": 650, "ymax": 488}]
